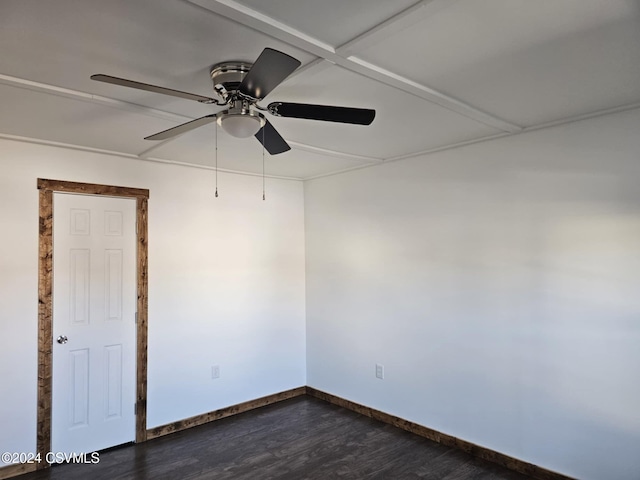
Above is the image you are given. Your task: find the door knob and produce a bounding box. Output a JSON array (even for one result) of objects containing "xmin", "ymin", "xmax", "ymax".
[{"xmin": 57, "ymin": 335, "xmax": 68, "ymax": 344}]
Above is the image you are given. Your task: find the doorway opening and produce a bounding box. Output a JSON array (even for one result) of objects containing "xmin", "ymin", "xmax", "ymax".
[{"xmin": 37, "ymin": 179, "xmax": 149, "ymax": 469}]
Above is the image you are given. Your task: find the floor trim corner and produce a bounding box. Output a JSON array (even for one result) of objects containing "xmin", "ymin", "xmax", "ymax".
[{"xmin": 305, "ymin": 387, "xmax": 574, "ymax": 480}]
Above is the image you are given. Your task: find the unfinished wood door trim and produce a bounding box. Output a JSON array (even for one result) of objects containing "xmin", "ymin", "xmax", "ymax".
[{"xmin": 37, "ymin": 179, "xmax": 149, "ymax": 469}]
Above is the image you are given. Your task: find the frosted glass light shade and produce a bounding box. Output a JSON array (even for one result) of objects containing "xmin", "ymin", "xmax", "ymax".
[{"xmin": 217, "ymin": 113, "xmax": 264, "ymax": 138}]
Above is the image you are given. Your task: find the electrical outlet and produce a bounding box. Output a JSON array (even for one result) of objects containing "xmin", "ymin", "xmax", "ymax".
[
  {"xmin": 375, "ymin": 363, "xmax": 384, "ymax": 380},
  {"xmin": 211, "ymin": 365, "xmax": 220, "ymax": 379}
]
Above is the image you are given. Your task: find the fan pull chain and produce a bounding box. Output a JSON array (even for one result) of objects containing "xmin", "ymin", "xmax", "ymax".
[
  {"xmin": 214, "ymin": 120, "xmax": 219, "ymax": 198},
  {"xmin": 262, "ymin": 125, "xmax": 266, "ymax": 201}
]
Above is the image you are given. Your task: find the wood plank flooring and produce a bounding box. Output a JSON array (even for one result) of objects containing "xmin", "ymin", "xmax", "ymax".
[{"xmin": 18, "ymin": 396, "xmax": 532, "ymax": 479}]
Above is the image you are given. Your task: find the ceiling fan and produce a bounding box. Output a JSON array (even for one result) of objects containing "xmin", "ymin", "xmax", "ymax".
[{"xmin": 91, "ymin": 48, "xmax": 376, "ymax": 155}]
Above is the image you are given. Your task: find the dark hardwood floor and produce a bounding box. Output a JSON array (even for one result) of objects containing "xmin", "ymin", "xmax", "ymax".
[{"xmin": 20, "ymin": 396, "xmax": 532, "ymax": 479}]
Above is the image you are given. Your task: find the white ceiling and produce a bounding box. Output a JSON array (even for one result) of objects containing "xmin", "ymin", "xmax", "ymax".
[{"xmin": 1, "ymin": 0, "xmax": 639, "ymax": 179}]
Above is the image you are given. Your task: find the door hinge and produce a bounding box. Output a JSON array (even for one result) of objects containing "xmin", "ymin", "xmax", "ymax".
[
  {"xmin": 135, "ymin": 312, "xmax": 138, "ymax": 323},
  {"xmin": 134, "ymin": 403, "xmax": 137, "ymax": 415}
]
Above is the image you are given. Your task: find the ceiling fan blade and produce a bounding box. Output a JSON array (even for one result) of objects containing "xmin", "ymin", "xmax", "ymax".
[
  {"xmin": 268, "ymin": 102, "xmax": 375, "ymax": 125},
  {"xmin": 144, "ymin": 114, "xmax": 217, "ymax": 140},
  {"xmin": 255, "ymin": 119, "xmax": 291, "ymax": 155},
  {"xmin": 239, "ymin": 48, "xmax": 301, "ymax": 100},
  {"xmin": 91, "ymin": 74, "xmax": 218, "ymax": 103}
]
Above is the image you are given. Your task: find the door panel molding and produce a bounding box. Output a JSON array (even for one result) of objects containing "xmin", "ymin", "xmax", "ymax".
[{"xmin": 37, "ymin": 179, "xmax": 149, "ymax": 470}]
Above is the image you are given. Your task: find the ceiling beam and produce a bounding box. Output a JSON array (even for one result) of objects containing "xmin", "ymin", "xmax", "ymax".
[
  {"xmin": 287, "ymin": 141, "xmax": 383, "ymax": 164},
  {"xmin": 0, "ymin": 73, "xmax": 192, "ymax": 124},
  {"xmin": 186, "ymin": 0, "xmax": 522, "ymax": 133},
  {"xmin": 0, "ymin": 132, "xmax": 303, "ymax": 181},
  {"xmin": 284, "ymin": 58, "xmax": 334, "ymax": 83},
  {"xmin": 339, "ymin": 57, "xmax": 520, "ymax": 132},
  {"xmin": 336, "ymin": 0, "xmax": 456, "ymax": 57},
  {"xmin": 187, "ymin": 0, "xmax": 336, "ymax": 59},
  {"xmin": 137, "ymin": 137, "xmax": 183, "ymax": 159}
]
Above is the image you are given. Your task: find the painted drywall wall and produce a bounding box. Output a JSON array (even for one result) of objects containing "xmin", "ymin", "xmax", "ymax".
[
  {"xmin": 0, "ymin": 138, "xmax": 306, "ymax": 462},
  {"xmin": 305, "ymin": 108, "xmax": 640, "ymax": 480}
]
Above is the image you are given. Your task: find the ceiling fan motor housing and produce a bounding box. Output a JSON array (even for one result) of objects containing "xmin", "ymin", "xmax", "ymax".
[{"xmin": 210, "ymin": 62, "xmax": 252, "ymax": 100}]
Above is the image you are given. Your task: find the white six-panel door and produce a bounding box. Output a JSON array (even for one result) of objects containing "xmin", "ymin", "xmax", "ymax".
[{"xmin": 52, "ymin": 193, "xmax": 137, "ymax": 454}]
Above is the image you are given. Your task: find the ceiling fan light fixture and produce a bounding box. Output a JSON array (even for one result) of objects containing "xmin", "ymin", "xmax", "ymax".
[
  {"xmin": 217, "ymin": 111, "xmax": 265, "ymax": 138},
  {"xmin": 91, "ymin": 48, "xmax": 375, "ymax": 154}
]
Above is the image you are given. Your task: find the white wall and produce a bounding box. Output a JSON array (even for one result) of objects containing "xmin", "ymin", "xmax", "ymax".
[
  {"xmin": 3, "ymin": 108, "xmax": 640, "ymax": 479},
  {"xmin": 305, "ymin": 108, "xmax": 640, "ymax": 480},
  {"xmin": 0, "ymin": 138, "xmax": 306, "ymax": 462}
]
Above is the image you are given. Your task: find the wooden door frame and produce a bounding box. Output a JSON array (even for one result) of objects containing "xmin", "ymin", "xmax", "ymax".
[{"xmin": 37, "ymin": 179, "xmax": 149, "ymax": 469}]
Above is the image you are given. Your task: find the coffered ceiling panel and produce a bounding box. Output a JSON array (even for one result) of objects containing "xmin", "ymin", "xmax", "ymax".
[
  {"xmin": 233, "ymin": 0, "xmax": 420, "ymax": 47},
  {"xmin": 358, "ymin": 0, "xmax": 640, "ymax": 126},
  {"xmin": 0, "ymin": 83, "xmax": 178, "ymax": 154},
  {"xmin": 270, "ymin": 64, "xmax": 500, "ymax": 159},
  {"xmin": 0, "ymin": 0, "xmax": 638, "ymax": 178}
]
